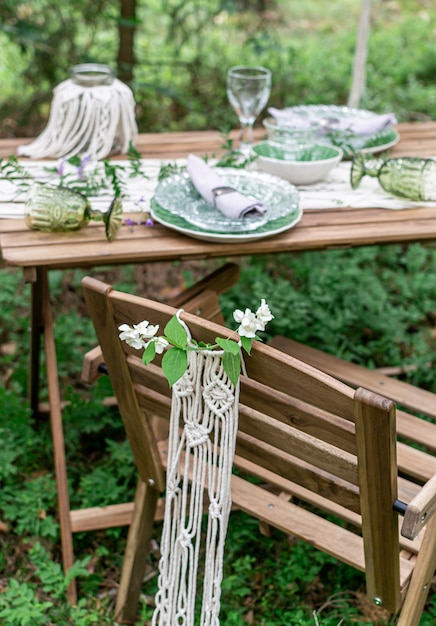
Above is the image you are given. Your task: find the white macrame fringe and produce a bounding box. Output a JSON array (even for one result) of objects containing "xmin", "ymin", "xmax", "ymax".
[
  {"xmin": 153, "ymin": 347, "xmax": 240, "ymax": 626},
  {"xmin": 17, "ymin": 78, "xmax": 137, "ymax": 161}
]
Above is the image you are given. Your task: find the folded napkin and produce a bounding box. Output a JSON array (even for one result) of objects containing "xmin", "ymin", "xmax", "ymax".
[
  {"xmin": 187, "ymin": 154, "xmax": 268, "ymax": 219},
  {"xmin": 268, "ymin": 107, "xmax": 397, "ymax": 136}
]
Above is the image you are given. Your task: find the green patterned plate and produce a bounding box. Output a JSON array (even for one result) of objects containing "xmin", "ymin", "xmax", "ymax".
[
  {"xmin": 150, "ymin": 197, "xmax": 302, "ymax": 243},
  {"xmin": 154, "ymin": 168, "xmax": 300, "ymax": 233},
  {"xmin": 280, "ymin": 105, "xmax": 399, "ymax": 158}
]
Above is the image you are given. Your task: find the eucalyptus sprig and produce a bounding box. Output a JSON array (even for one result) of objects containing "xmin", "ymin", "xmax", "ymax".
[
  {"xmin": 0, "ymin": 142, "xmax": 148, "ymax": 199},
  {"xmin": 0, "ymin": 156, "xmax": 34, "ymax": 196},
  {"xmin": 0, "ymin": 155, "xmax": 30, "ymax": 179},
  {"xmin": 156, "ymin": 133, "xmax": 256, "ymax": 182},
  {"xmin": 126, "ymin": 141, "xmax": 147, "ymax": 178},
  {"xmin": 322, "ymin": 130, "xmax": 356, "ymax": 159},
  {"xmin": 157, "ymin": 162, "xmax": 185, "ymax": 182},
  {"xmin": 119, "ymin": 300, "xmax": 273, "ymax": 387},
  {"xmin": 214, "ymin": 134, "xmax": 257, "ymax": 169}
]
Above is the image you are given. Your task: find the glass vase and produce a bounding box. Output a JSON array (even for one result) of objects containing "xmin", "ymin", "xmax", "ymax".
[{"xmin": 69, "ymin": 63, "xmax": 115, "ymax": 87}]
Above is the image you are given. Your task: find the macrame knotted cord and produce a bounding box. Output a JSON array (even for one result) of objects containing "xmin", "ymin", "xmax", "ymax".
[
  {"xmin": 17, "ymin": 78, "xmax": 137, "ymax": 160},
  {"xmin": 152, "ymin": 342, "xmax": 240, "ymax": 626}
]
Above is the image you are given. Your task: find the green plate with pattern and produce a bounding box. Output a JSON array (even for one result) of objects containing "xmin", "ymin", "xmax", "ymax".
[
  {"xmin": 150, "ymin": 197, "xmax": 302, "ymax": 243},
  {"xmin": 153, "ymin": 168, "xmax": 300, "ymax": 233},
  {"xmin": 282, "ymin": 105, "xmax": 399, "ymax": 158}
]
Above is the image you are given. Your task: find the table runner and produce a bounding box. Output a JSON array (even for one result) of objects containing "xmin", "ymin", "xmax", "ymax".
[
  {"xmin": 1, "ymin": 158, "xmax": 435, "ymax": 220},
  {"xmin": 0, "ymin": 159, "xmax": 183, "ymax": 218}
]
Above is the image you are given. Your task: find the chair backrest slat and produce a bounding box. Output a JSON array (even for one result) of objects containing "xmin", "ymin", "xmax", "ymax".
[
  {"xmin": 244, "ymin": 343, "xmax": 355, "ymax": 420},
  {"xmin": 237, "ymin": 404, "xmax": 358, "ymax": 485},
  {"xmin": 240, "ymin": 377, "xmax": 357, "ymax": 454},
  {"xmin": 235, "ymin": 431, "xmax": 361, "ymax": 512}
]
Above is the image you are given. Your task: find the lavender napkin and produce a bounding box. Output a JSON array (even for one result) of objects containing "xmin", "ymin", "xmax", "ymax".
[
  {"xmin": 187, "ymin": 154, "xmax": 268, "ymax": 219},
  {"xmin": 268, "ymin": 107, "xmax": 397, "ymax": 136}
]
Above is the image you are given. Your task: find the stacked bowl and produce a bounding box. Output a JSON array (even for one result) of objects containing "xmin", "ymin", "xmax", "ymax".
[{"xmin": 253, "ymin": 112, "xmax": 343, "ymax": 185}]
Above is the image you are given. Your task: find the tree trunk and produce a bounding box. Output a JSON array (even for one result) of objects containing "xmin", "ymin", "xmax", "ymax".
[
  {"xmin": 348, "ymin": 0, "xmax": 371, "ymax": 108},
  {"xmin": 117, "ymin": 0, "xmax": 137, "ymax": 84}
]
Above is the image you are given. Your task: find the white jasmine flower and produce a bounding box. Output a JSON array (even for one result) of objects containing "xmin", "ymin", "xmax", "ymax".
[
  {"xmin": 256, "ymin": 299, "xmax": 274, "ymax": 325},
  {"xmin": 233, "ymin": 308, "xmax": 246, "ymax": 324},
  {"xmin": 134, "ymin": 320, "xmax": 159, "ymax": 339},
  {"xmin": 118, "ymin": 324, "xmax": 145, "ymax": 350},
  {"xmin": 154, "ymin": 336, "xmax": 169, "ymax": 354},
  {"xmin": 233, "ymin": 308, "xmax": 263, "ymax": 338}
]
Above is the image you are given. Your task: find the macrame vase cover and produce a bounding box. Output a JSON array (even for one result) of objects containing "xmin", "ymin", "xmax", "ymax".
[
  {"xmin": 17, "ymin": 77, "xmax": 137, "ymax": 161},
  {"xmin": 152, "ymin": 347, "xmax": 240, "ymax": 626}
]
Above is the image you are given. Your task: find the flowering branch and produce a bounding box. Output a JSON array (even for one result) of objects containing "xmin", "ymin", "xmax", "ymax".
[{"xmin": 118, "ymin": 299, "xmax": 273, "ymax": 387}]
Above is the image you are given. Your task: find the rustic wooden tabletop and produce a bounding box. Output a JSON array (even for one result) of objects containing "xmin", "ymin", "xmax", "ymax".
[{"xmin": 1, "ymin": 122, "xmax": 436, "ymax": 272}]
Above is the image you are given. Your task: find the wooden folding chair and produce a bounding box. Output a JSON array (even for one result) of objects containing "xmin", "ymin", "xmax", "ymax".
[{"xmin": 82, "ymin": 275, "xmax": 436, "ymax": 626}]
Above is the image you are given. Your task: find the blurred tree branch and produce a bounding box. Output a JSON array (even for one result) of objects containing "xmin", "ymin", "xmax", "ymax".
[{"xmin": 117, "ymin": 0, "xmax": 137, "ymax": 84}]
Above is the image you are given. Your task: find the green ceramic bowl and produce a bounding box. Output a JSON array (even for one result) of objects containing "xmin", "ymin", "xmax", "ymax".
[{"xmin": 252, "ymin": 141, "xmax": 343, "ymax": 185}]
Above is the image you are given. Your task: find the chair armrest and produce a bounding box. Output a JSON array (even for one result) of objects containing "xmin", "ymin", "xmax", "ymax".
[
  {"xmin": 401, "ymin": 473, "xmax": 436, "ymax": 540},
  {"xmin": 81, "ymin": 345, "xmax": 105, "ymax": 384}
]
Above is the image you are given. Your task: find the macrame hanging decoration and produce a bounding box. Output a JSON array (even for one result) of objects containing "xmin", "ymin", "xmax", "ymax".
[
  {"xmin": 153, "ymin": 343, "xmax": 240, "ymax": 626},
  {"xmin": 17, "ymin": 64, "xmax": 137, "ymax": 161}
]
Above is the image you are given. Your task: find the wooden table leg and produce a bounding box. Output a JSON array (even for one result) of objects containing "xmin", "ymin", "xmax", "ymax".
[
  {"xmin": 28, "ymin": 269, "xmax": 43, "ymax": 416},
  {"xmin": 41, "ymin": 269, "xmax": 77, "ymax": 604}
]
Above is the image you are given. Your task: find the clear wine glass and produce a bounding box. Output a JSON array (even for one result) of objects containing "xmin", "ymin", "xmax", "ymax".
[{"xmin": 226, "ymin": 65, "xmax": 272, "ymax": 155}]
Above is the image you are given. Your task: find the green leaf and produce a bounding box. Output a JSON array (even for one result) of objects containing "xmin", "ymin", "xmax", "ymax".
[
  {"xmin": 67, "ymin": 155, "xmax": 81, "ymax": 167},
  {"xmin": 162, "ymin": 347, "xmax": 188, "ymax": 386},
  {"xmin": 222, "ymin": 351, "xmax": 241, "ymax": 387},
  {"xmin": 240, "ymin": 336, "xmax": 253, "ymax": 354},
  {"xmin": 164, "ymin": 314, "xmax": 188, "ymax": 348},
  {"xmin": 142, "ymin": 341, "xmax": 156, "ymax": 365},
  {"xmin": 215, "ymin": 337, "xmax": 240, "ymax": 354}
]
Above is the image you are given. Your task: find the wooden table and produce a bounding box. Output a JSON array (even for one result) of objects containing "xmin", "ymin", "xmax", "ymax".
[
  {"xmin": 1, "ymin": 121, "xmax": 436, "ymax": 602},
  {"xmin": 3, "ymin": 124, "xmax": 436, "ymax": 271}
]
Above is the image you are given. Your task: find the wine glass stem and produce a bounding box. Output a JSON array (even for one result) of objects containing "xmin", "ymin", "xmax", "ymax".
[{"xmin": 238, "ymin": 120, "xmax": 254, "ymax": 155}]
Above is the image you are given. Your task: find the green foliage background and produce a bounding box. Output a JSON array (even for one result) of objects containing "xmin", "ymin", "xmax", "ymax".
[{"xmin": 1, "ymin": 0, "xmax": 436, "ymax": 137}]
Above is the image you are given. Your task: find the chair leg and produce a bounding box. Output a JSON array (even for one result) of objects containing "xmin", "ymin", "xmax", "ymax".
[
  {"xmin": 42, "ymin": 270, "xmax": 77, "ymax": 604},
  {"xmin": 115, "ymin": 480, "xmax": 160, "ymax": 624},
  {"xmin": 397, "ymin": 514, "xmax": 436, "ymax": 626}
]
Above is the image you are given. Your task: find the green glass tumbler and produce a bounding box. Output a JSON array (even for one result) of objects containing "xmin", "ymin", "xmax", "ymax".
[
  {"xmin": 351, "ymin": 154, "xmax": 436, "ymax": 202},
  {"xmin": 24, "ymin": 183, "xmax": 123, "ymax": 241}
]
